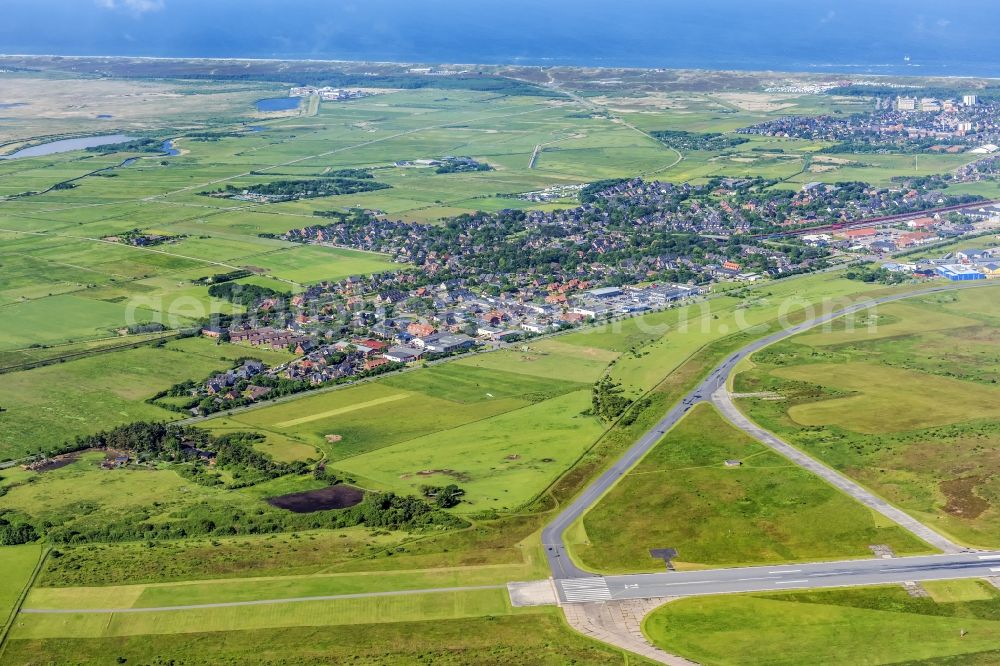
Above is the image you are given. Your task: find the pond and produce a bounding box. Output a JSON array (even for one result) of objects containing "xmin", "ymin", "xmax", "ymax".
[
  {"xmin": 256, "ymin": 97, "xmax": 301, "ymax": 112},
  {"xmin": 266, "ymin": 485, "xmax": 364, "ymax": 513},
  {"xmin": 0, "ymin": 134, "xmax": 135, "ymax": 159},
  {"xmin": 162, "ymin": 140, "xmax": 180, "ymax": 156}
]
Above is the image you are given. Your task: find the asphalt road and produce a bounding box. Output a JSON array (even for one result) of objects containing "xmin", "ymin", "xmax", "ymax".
[
  {"xmin": 556, "ymin": 551, "xmax": 1000, "ymax": 602},
  {"xmin": 542, "ymin": 280, "xmax": 998, "ymax": 594},
  {"xmin": 711, "ymin": 384, "xmax": 962, "ymax": 553}
]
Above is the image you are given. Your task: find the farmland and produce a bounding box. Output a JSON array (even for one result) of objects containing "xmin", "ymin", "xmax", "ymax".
[
  {"xmin": 644, "ymin": 581, "xmax": 1000, "ymax": 666},
  {"xmin": 735, "ymin": 287, "xmax": 1000, "ymax": 547}
]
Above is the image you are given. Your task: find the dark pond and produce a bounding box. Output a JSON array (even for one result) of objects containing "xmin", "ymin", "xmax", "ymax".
[{"xmin": 267, "ymin": 485, "xmax": 364, "ymax": 513}]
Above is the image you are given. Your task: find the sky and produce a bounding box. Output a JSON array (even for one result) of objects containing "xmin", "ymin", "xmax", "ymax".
[{"xmin": 1, "ymin": 1, "xmax": 998, "ymax": 75}]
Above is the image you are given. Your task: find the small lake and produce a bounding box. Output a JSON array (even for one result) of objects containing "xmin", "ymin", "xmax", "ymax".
[
  {"xmin": 267, "ymin": 485, "xmax": 364, "ymax": 513},
  {"xmin": 162, "ymin": 140, "xmax": 180, "ymax": 156},
  {"xmin": 256, "ymin": 97, "xmax": 300, "ymax": 113},
  {"xmin": 0, "ymin": 134, "xmax": 135, "ymax": 160}
]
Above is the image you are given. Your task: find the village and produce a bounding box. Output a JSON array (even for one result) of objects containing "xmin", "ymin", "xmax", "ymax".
[
  {"xmin": 740, "ymin": 94, "xmax": 1000, "ymax": 153},
  {"xmin": 178, "ymin": 176, "xmax": 999, "ymax": 414},
  {"xmin": 189, "ymin": 278, "xmax": 704, "ymax": 415}
]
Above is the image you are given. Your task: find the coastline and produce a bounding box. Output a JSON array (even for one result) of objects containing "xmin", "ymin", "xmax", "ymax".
[{"xmin": 1, "ymin": 52, "xmax": 998, "ymax": 82}]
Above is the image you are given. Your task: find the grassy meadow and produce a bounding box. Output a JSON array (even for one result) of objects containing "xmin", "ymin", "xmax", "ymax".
[
  {"xmin": 570, "ymin": 404, "xmax": 928, "ymax": 573},
  {"xmin": 0, "ymin": 544, "xmax": 43, "ymax": 641},
  {"xmin": 735, "ymin": 284, "xmax": 1000, "ymax": 547},
  {"xmin": 2, "ymin": 611, "xmax": 645, "ymax": 665},
  {"xmin": 644, "ymin": 581, "xmax": 1000, "ymax": 666},
  {"xmin": 0, "ymin": 336, "xmax": 292, "ymax": 460}
]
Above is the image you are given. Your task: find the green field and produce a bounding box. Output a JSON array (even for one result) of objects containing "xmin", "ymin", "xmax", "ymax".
[
  {"xmin": 0, "ymin": 336, "xmax": 291, "ymax": 460},
  {"xmin": 11, "ymin": 588, "xmax": 513, "ymax": 638},
  {"xmin": 336, "ymin": 389, "xmax": 604, "ymax": 511},
  {"xmin": 233, "ymin": 244, "xmax": 397, "ymax": 283},
  {"xmin": 34, "ymin": 528, "xmax": 418, "ymax": 587},
  {"xmin": 735, "ymin": 285, "xmax": 1000, "ymax": 547},
  {"xmin": 0, "ymin": 545, "xmax": 42, "ymax": 639},
  {"xmin": 774, "ymin": 362, "xmax": 1000, "ymax": 433},
  {"xmin": 455, "ymin": 338, "xmax": 620, "ymax": 384},
  {"xmin": 644, "ymin": 581, "xmax": 1000, "ymax": 666},
  {"xmin": 28, "ymin": 568, "xmax": 522, "ymax": 611},
  {"xmin": 570, "ymin": 404, "xmax": 928, "ymax": 573},
  {"xmin": 2, "ymin": 612, "xmax": 644, "ymax": 665},
  {"xmin": 200, "ymin": 375, "xmax": 531, "ymax": 461}
]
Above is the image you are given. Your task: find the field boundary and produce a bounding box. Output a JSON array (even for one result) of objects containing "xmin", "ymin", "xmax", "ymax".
[
  {"xmin": 0, "ymin": 546, "xmax": 48, "ymax": 659},
  {"xmin": 0, "ymin": 332, "xmax": 180, "ymax": 374}
]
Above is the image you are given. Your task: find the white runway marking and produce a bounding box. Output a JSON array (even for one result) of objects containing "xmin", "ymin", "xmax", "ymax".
[{"xmin": 560, "ymin": 578, "xmax": 612, "ymax": 602}]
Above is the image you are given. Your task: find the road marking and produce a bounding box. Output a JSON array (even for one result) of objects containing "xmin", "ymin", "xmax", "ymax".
[
  {"xmin": 560, "ymin": 578, "xmax": 612, "ymax": 602},
  {"xmin": 990, "ymin": 567, "xmax": 1000, "ymax": 572},
  {"xmin": 733, "ymin": 576, "xmax": 780, "ymax": 582},
  {"xmin": 774, "ymin": 579, "xmax": 809, "ymax": 585},
  {"xmin": 978, "ymin": 555, "xmax": 1000, "ymax": 560},
  {"xmin": 768, "ymin": 569, "xmax": 801, "ymax": 574}
]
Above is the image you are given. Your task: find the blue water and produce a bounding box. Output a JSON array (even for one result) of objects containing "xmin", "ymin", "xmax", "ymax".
[
  {"xmin": 256, "ymin": 98, "xmax": 300, "ymax": 112},
  {"xmin": 0, "ymin": 134, "xmax": 135, "ymax": 159},
  {"xmin": 2, "ymin": 0, "xmax": 1000, "ymax": 77},
  {"xmin": 161, "ymin": 140, "xmax": 180, "ymax": 156}
]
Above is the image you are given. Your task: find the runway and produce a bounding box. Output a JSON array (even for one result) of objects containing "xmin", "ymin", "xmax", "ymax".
[{"xmin": 541, "ymin": 281, "xmax": 998, "ymax": 601}]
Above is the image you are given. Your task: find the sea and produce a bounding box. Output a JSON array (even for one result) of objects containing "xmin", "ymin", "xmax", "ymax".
[{"xmin": 2, "ymin": 0, "xmax": 1000, "ymax": 78}]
